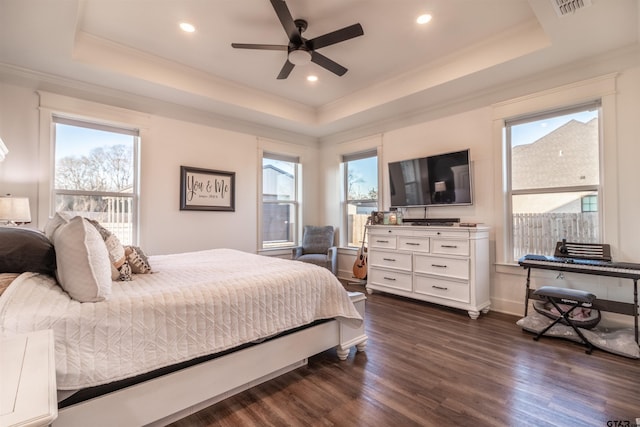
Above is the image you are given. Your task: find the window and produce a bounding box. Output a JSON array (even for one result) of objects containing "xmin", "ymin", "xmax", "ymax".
[
  {"xmin": 262, "ymin": 152, "xmax": 300, "ymax": 249},
  {"xmin": 53, "ymin": 116, "xmax": 139, "ymax": 245},
  {"xmin": 344, "ymin": 150, "xmax": 378, "ymax": 248},
  {"xmin": 506, "ymin": 101, "xmax": 601, "ymax": 261},
  {"xmin": 581, "ymin": 195, "xmax": 597, "ymax": 213}
]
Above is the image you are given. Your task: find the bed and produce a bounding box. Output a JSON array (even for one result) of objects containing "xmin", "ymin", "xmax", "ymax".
[{"xmin": 0, "ymin": 219, "xmax": 367, "ymax": 426}]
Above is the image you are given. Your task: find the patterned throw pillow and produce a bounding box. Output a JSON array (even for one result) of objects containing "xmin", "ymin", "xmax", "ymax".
[
  {"xmin": 86, "ymin": 219, "xmax": 132, "ymax": 281},
  {"xmin": 125, "ymin": 246, "xmax": 152, "ymax": 274}
]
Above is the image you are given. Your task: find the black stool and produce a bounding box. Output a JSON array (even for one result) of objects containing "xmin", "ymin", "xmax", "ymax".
[{"xmin": 532, "ymin": 286, "xmax": 596, "ymax": 354}]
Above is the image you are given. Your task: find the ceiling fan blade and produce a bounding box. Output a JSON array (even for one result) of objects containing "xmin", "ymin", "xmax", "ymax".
[
  {"xmin": 277, "ymin": 60, "xmax": 295, "ymax": 79},
  {"xmin": 231, "ymin": 43, "xmax": 287, "ymax": 51},
  {"xmin": 306, "ymin": 23, "xmax": 364, "ymax": 50},
  {"xmin": 310, "ymin": 52, "xmax": 347, "ymax": 76},
  {"xmin": 270, "ymin": 0, "xmax": 301, "ymax": 44}
]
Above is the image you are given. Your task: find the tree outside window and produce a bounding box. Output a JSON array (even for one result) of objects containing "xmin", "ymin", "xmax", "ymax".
[
  {"xmin": 344, "ymin": 152, "xmax": 378, "ymax": 248},
  {"xmin": 53, "ymin": 117, "xmax": 138, "ymax": 245}
]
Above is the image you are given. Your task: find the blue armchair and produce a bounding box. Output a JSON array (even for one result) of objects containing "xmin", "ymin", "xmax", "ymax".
[{"xmin": 292, "ymin": 225, "xmax": 337, "ymax": 275}]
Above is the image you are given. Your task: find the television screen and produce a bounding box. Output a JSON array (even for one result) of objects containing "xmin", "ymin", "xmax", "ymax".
[{"xmin": 389, "ymin": 149, "xmax": 472, "ymax": 207}]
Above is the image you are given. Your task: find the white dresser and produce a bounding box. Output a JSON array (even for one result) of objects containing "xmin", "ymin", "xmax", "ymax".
[{"xmin": 365, "ymin": 225, "xmax": 490, "ymax": 319}]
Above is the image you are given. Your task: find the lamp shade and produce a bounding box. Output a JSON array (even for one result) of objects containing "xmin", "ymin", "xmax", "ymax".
[
  {"xmin": 0, "ymin": 196, "xmax": 31, "ymax": 223},
  {"xmin": 288, "ymin": 49, "xmax": 312, "ymax": 65},
  {"xmin": 434, "ymin": 181, "xmax": 447, "ymax": 192}
]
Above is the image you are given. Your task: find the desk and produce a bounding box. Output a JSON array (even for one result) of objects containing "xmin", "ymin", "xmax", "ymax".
[
  {"xmin": 519, "ymin": 256, "xmax": 640, "ymax": 345},
  {"xmin": 0, "ymin": 330, "xmax": 57, "ymax": 427}
]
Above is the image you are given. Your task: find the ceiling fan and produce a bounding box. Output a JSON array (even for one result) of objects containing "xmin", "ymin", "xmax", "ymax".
[{"xmin": 231, "ymin": 0, "xmax": 364, "ymax": 79}]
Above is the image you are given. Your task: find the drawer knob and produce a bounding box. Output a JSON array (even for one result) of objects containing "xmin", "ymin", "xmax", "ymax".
[
  {"xmin": 383, "ymin": 277, "xmax": 397, "ymax": 281},
  {"xmin": 441, "ymin": 245, "xmax": 458, "ymax": 249},
  {"xmin": 406, "ymin": 242, "xmax": 420, "ymax": 246},
  {"xmin": 383, "ymin": 258, "xmax": 396, "ymax": 262},
  {"xmin": 432, "ymin": 285, "xmax": 448, "ymax": 290},
  {"xmin": 431, "ymin": 264, "xmax": 447, "ymax": 268},
  {"xmin": 376, "ymin": 240, "xmax": 389, "ymax": 243}
]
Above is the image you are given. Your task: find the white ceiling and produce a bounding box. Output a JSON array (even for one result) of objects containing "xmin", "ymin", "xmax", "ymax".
[{"xmin": 0, "ymin": 0, "xmax": 638, "ymax": 139}]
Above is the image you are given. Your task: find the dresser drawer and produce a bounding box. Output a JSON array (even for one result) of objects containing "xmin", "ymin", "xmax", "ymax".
[
  {"xmin": 369, "ymin": 250, "xmax": 412, "ymax": 271},
  {"xmin": 398, "ymin": 236, "xmax": 430, "ymax": 253},
  {"xmin": 414, "ymin": 275, "xmax": 470, "ymax": 303},
  {"xmin": 369, "ymin": 267, "xmax": 412, "ymax": 291},
  {"xmin": 369, "ymin": 235, "xmax": 397, "ymax": 249},
  {"xmin": 431, "ymin": 229, "xmax": 469, "ymax": 239},
  {"xmin": 414, "ymin": 254, "xmax": 469, "ymax": 280},
  {"xmin": 431, "ymin": 238, "xmax": 469, "ymax": 256}
]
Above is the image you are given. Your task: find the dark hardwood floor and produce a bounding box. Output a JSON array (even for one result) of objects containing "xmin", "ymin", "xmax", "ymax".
[{"xmin": 169, "ymin": 283, "xmax": 639, "ymax": 427}]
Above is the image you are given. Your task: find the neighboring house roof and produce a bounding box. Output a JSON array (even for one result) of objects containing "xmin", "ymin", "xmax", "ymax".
[
  {"xmin": 263, "ymin": 164, "xmax": 294, "ymax": 199},
  {"xmin": 263, "ymin": 164, "xmax": 293, "ymax": 179},
  {"xmin": 511, "ymin": 118, "xmax": 598, "ymax": 213},
  {"xmin": 512, "ymin": 118, "xmax": 598, "ymax": 190}
]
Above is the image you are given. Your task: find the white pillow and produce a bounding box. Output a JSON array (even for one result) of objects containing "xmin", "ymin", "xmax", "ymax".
[
  {"xmin": 52, "ymin": 216, "xmax": 112, "ymax": 302},
  {"xmin": 44, "ymin": 211, "xmax": 72, "ymax": 240}
]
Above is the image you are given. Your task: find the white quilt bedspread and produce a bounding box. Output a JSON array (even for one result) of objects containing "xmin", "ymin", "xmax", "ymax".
[{"xmin": 0, "ymin": 249, "xmax": 362, "ymax": 390}]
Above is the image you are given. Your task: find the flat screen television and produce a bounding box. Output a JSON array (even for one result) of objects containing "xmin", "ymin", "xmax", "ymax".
[{"xmin": 389, "ymin": 149, "xmax": 472, "ymax": 207}]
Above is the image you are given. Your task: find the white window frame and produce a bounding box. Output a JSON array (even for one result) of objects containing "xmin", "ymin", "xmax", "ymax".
[
  {"xmin": 492, "ymin": 74, "xmax": 619, "ymax": 267},
  {"xmin": 343, "ymin": 149, "xmax": 379, "ymax": 248},
  {"xmin": 504, "ymin": 101, "xmax": 602, "ymax": 262},
  {"xmin": 260, "ymin": 151, "xmax": 301, "ymax": 250},
  {"xmin": 37, "ymin": 91, "xmax": 149, "ymax": 243}
]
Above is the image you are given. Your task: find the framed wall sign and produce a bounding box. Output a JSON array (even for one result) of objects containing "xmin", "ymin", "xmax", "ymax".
[{"xmin": 180, "ymin": 166, "xmax": 235, "ymax": 211}]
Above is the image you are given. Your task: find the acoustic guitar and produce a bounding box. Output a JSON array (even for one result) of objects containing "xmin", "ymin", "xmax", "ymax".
[{"xmin": 352, "ymin": 220, "xmax": 370, "ymax": 280}]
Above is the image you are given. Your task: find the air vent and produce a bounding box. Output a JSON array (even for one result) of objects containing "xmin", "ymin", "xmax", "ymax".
[{"xmin": 551, "ymin": 0, "xmax": 592, "ymax": 16}]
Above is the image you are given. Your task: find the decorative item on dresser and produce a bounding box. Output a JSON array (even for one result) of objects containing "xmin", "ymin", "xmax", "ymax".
[{"xmin": 365, "ymin": 224, "xmax": 490, "ymax": 319}]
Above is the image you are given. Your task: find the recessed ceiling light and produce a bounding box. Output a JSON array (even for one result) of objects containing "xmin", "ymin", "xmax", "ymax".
[
  {"xmin": 417, "ymin": 14, "xmax": 432, "ymax": 25},
  {"xmin": 307, "ymin": 75, "xmax": 318, "ymax": 82},
  {"xmin": 179, "ymin": 22, "xmax": 196, "ymax": 33}
]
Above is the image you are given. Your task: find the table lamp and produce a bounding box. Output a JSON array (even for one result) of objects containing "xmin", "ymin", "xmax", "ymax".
[
  {"xmin": 0, "ymin": 195, "xmax": 31, "ymax": 225},
  {"xmin": 434, "ymin": 181, "xmax": 446, "ymax": 202}
]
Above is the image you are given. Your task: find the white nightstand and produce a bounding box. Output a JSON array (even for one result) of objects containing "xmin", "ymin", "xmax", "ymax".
[{"xmin": 1, "ymin": 330, "xmax": 57, "ymax": 427}]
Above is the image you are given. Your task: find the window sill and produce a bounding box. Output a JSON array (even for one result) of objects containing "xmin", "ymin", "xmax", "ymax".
[
  {"xmin": 258, "ymin": 247, "xmax": 294, "ymax": 258},
  {"xmin": 495, "ymin": 262, "xmax": 525, "ymax": 276},
  {"xmin": 338, "ymin": 247, "xmax": 359, "ymax": 253}
]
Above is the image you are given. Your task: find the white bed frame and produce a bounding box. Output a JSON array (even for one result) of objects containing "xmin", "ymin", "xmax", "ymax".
[{"xmin": 53, "ymin": 292, "xmax": 367, "ymax": 427}]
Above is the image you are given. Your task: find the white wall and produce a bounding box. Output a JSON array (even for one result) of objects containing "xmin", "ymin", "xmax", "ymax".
[
  {"xmin": 0, "ymin": 84, "xmax": 319, "ymax": 256},
  {"xmin": 380, "ymin": 107, "xmax": 494, "ymax": 226},
  {"xmin": 614, "ymin": 67, "xmax": 640, "ymax": 261},
  {"xmin": 0, "ymin": 83, "xmax": 40, "ymax": 215},
  {"xmin": 140, "ymin": 116, "xmax": 258, "ymax": 254},
  {"xmin": 2, "ymin": 60, "xmax": 640, "ymax": 321}
]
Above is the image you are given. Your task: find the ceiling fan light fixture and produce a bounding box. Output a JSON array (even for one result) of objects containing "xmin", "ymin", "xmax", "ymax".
[
  {"xmin": 179, "ymin": 22, "xmax": 196, "ymax": 33},
  {"xmin": 417, "ymin": 14, "xmax": 432, "ymax": 24},
  {"xmin": 289, "ymin": 49, "xmax": 312, "ymax": 65}
]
